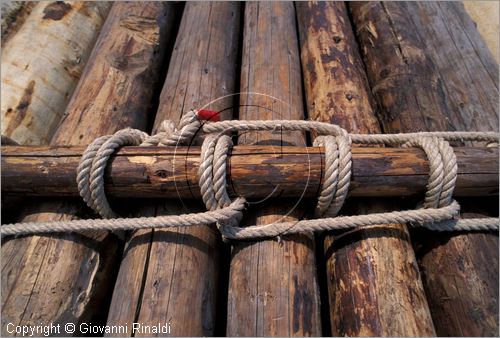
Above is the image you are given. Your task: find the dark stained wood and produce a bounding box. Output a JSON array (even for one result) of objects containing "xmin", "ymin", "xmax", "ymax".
[
  {"xmin": 1, "ymin": 3, "xmax": 176, "ymax": 336},
  {"xmin": 296, "ymin": 2, "xmax": 436, "ymax": 335},
  {"xmin": 350, "ymin": 1, "xmax": 499, "ymax": 336},
  {"xmin": 104, "ymin": 3, "xmax": 241, "ymax": 336},
  {"xmin": 2, "ymin": 145, "xmax": 498, "ymax": 199},
  {"xmin": 226, "ymin": 3, "xmax": 321, "ymax": 336}
]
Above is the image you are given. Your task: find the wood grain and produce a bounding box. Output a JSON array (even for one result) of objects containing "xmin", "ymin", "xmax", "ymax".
[
  {"xmin": 226, "ymin": 3, "xmax": 321, "ymax": 336},
  {"xmin": 2, "ymin": 145, "xmax": 498, "ymax": 199},
  {"xmin": 297, "ymin": 2, "xmax": 435, "ymax": 335},
  {"xmin": 1, "ymin": 1, "xmax": 111, "ymax": 145},
  {"xmin": 350, "ymin": 1, "xmax": 499, "ymax": 335},
  {"xmin": 104, "ymin": 3, "xmax": 241, "ymax": 336},
  {"xmin": 1, "ymin": 3, "xmax": 175, "ymax": 335}
]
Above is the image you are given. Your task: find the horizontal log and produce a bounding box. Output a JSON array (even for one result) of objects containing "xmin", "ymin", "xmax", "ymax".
[{"xmin": 2, "ymin": 145, "xmax": 498, "ymax": 199}]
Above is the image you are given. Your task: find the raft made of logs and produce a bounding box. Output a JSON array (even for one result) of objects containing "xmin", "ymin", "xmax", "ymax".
[{"xmin": 1, "ymin": 1, "xmax": 498, "ymax": 337}]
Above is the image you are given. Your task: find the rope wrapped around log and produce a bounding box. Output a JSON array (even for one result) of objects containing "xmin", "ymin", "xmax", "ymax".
[{"xmin": 2, "ymin": 110, "xmax": 499, "ymax": 239}]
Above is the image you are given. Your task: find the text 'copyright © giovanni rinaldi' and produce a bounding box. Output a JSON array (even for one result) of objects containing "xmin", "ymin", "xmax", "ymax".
[{"xmin": 5, "ymin": 322, "xmax": 172, "ymax": 336}]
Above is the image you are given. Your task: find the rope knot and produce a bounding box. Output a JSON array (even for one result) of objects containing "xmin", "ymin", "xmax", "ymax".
[{"xmin": 2, "ymin": 115, "xmax": 498, "ymax": 239}]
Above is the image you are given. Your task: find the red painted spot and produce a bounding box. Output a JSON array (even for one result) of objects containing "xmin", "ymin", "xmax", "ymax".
[{"xmin": 197, "ymin": 109, "xmax": 220, "ymax": 121}]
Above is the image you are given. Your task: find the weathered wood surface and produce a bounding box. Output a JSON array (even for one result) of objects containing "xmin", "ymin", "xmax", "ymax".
[
  {"xmin": 1, "ymin": 3, "xmax": 175, "ymax": 336},
  {"xmin": 1, "ymin": 1, "xmax": 24, "ymax": 35},
  {"xmin": 350, "ymin": 1, "xmax": 499, "ymax": 336},
  {"xmin": 1, "ymin": 1, "xmax": 35, "ymax": 45},
  {"xmin": 1, "ymin": 1, "xmax": 111, "ymax": 145},
  {"xmin": 463, "ymin": 1, "xmax": 499, "ymax": 62},
  {"xmin": 105, "ymin": 3, "xmax": 241, "ymax": 336},
  {"xmin": 297, "ymin": 2, "xmax": 436, "ymax": 335},
  {"xmin": 2, "ymin": 145, "xmax": 498, "ymax": 199},
  {"xmin": 226, "ymin": 3, "xmax": 321, "ymax": 336}
]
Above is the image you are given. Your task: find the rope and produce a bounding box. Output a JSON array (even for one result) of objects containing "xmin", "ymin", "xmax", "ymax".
[
  {"xmin": 313, "ymin": 135, "xmax": 352, "ymax": 218},
  {"xmin": 2, "ymin": 112, "xmax": 499, "ymax": 239},
  {"xmin": 0, "ymin": 198, "xmax": 246, "ymax": 236},
  {"xmin": 77, "ymin": 129, "xmax": 148, "ymax": 218}
]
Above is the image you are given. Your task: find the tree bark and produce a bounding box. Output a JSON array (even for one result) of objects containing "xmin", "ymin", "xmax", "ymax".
[
  {"xmin": 296, "ymin": 2, "xmax": 436, "ymax": 335},
  {"xmin": 2, "ymin": 145, "xmax": 497, "ymax": 199},
  {"xmin": 1, "ymin": 1, "xmax": 111, "ymax": 145},
  {"xmin": 104, "ymin": 3, "xmax": 241, "ymax": 336},
  {"xmin": 226, "ymin": 3, "xmax": 321, "ymax": 336},
  {"xmin": 350, "ymin": 1, "xmax": 498, "ymax": 336},
  {"xmin": 1, "ymin": 3, "xmax": 175, "ymax": 336}
]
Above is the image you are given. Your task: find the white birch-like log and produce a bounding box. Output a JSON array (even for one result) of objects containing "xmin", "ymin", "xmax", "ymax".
[{"xmin": 1, "ymin": 1, "xmax": 111, "ymax": 145}]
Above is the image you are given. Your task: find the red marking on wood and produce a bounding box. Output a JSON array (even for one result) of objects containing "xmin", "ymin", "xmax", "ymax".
[{"xmin": 196, "ymin": 109, "xmax": 220, "ymax": 121}]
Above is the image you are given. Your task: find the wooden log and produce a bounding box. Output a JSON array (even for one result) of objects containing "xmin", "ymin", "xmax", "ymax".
[
  {"xmin": 104, "ymin": 3, "xmax": 241, "ymax": 336},
  {"xmin": 350, "ymin": 2, "xmax": 499, "ymax": 336},
  {"xmin": 463, "ymin": 1, "xmax": 499, "ymax": 62},
  {"xmin": 1, "ymin": 145, "xmax": 498, "ymax": 199},
  {"xmin": 226, "ymin": 3, "xmax": 321, "ymax": 336},
  {"xmin": 1, "ymin": 1, "xmax": 112, "ymax": 145},
  {"xmin": 296, "ymin": 2, "xmax": 436, "ymax": 335},
  {"xmin": 1, "ymin": 1, "xmax": 24, "ymax": 35},
  {"xmin": 0, "ymin": 1, "xmax": 35, "ymax": 45},
  {"xmin": 1, "ymin": 3, "xmax": 176, "ymax": 336}
]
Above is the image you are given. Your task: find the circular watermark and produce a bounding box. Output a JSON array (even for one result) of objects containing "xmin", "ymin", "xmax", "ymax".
[{"xmin": 169, "ymin": 92, "xmax": 314, "ymax": 234}]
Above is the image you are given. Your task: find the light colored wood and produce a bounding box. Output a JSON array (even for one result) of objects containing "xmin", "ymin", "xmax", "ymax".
[
  {"xmin": 463, "ymin": 1, "xmax": 499, "ymax": 62},
  {"xmin": 297, "ymin": 2, "xmax": 436, "ymax": 335},
  {"xmin": 1, "ymin": 1, "xmax": 35, "ymax": 44},
  {"xmin": 2, "ymin": 145, "xmax": 498, "ymax": 199},
  {"xmin": 1, "ymin": 3, "xmax": 176, "ymax": 335},
  {"xmin": 350, "ymin": 2, "xmax": 498, "ymax": 335},
  {"xmin": 1, "ymin": 1, "xmax": 24, "ymax": 34},
  {"xmin": 1, "ymin": 1, "xmax": 111, "ymax": 145},
  {"xmin": 105, "ymin": 3, "xmax": 241, "ymax": 336},
  {"xmin": 226, "ymin": 3, "xmax": 321, "ymax": 336}
]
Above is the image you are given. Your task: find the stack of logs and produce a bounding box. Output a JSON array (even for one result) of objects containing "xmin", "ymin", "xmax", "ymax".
[{"xmin": 1, "ymin": 1, "xmax": 498, "ymax": 337}]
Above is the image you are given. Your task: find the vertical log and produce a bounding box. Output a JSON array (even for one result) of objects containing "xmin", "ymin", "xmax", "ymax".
[
  {"xmin": 1, "ymin": 1, "xmax": 111, "ymax": 145},
  {"xmin": 1, "ymin": 3, "xmax": 175, "ymax": 335},
  {"xmin": 350, "ymin": 1, "xmax": 499, "ymax": 336},
  {"xmin": 226, "ymin": 3, "xmax": 321, "ymax": 336},
  {"xmin": 296, "ymin": 2, "xmax": 435, "ymax": 336},
  {"xmin": 105, "ymin": 2, "xmax": 241, "ymax": 336}
]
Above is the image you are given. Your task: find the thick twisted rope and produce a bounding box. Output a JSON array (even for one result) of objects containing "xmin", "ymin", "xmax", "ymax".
[
  {"xmin": 201, "ymin": 121, "xmax": 498, "ymax": 144},
  {"xmin": 313, "ymin": 135, "xmax": 352, "ymax": 218},
  {"xmin": 401, "ymin": 137, "xmax": 455, "ymax": 209},
  {"xmin": 77, "ymin": 112, "xmax": 200, "ymax": 219},
  {"xmin": 219, "ymin": 200, "xmax": 447, "ymax": 239},
  {"xmin": 1, "ymin": 198, "xmax": 246, "ymax": 236},
  {"xmin": 198, "ymin": 134, "xmax": 241, "ymax": 240},
  {"xmin": 77, "ymin": 129, "xmax": 149, "ymax": 218},
  {"xmin": 216, "ymin": 201, "xmax": 499, "ymax": 240},
  {"xmin": 2, "ymin": 113, "xmax": 499, "ymax": 239}
]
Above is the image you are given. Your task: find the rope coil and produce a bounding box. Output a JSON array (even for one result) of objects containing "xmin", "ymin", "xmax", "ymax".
[{"xmin": 2, "ymin": 110, "xmax": 499, "ymax": 239}]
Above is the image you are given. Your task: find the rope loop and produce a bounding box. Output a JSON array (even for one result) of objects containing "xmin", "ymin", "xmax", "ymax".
[
  {"xmin": 77, "ymin": 128, "xmax": 148, "ymax": 218},
  {"xmin": 313, "ymin": 135, "xmax": 352, "ymax": 218},
  {"xmin": 2, "ymin": 112, "xmax": 499, "ymax": 239}
]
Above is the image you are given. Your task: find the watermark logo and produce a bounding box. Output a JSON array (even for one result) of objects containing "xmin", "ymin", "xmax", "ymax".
[
  {"xmin": 170, "ymin": 92, "xmax": 314, "ymax": 232},
  {"xmin": 4, "ymin": 322, "xmax": 172, "ymax": 336}
]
